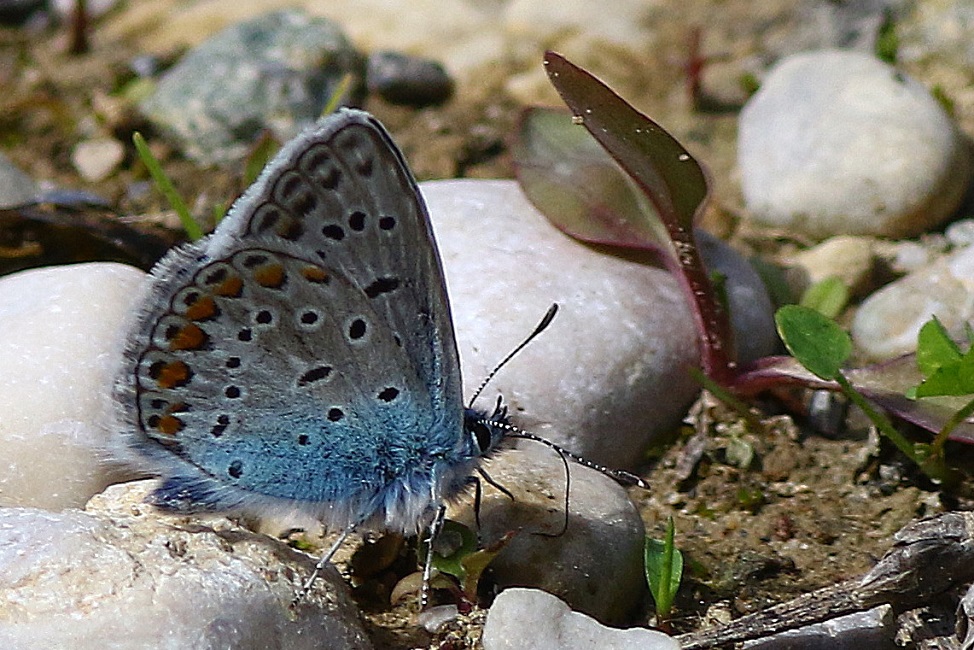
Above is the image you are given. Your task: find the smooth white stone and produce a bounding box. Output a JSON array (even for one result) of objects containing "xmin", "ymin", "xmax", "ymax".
[
  {"xmin": 0, "ymin": 263, "xmax": 144, "ymax": 509},
  {"xmin": 851, "ymin": 244, "xmax": 974, "ymax": 360},
  {"xmin": 0, "ymin": 481, "xmax": 372, "ymax": 650},
  {"xmin": 739, "ymin": 50, "xmax": 970, "ymax": 240},
  {"xmin": 482, "ymin": 588, "xmax": 678, "ymax": 650},
  {"xmin": 425, "ymin": 179, "xmax": 700, "ymax": 468}
]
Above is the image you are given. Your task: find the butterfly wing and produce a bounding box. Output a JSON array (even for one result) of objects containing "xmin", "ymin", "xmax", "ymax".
[{"xmin": 113, "ymin": 110, "xmax": 466, "ymax": 530}]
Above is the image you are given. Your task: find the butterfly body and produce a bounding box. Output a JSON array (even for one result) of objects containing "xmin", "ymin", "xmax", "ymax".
[{"xmin": 113, "ymin": 110, "xmax": 505, "ymax": 534}]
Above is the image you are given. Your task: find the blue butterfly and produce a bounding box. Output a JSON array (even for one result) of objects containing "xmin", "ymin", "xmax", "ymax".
[{"xmin": 113, "ymin": 109, "xmax": 514, "ymax": 592}]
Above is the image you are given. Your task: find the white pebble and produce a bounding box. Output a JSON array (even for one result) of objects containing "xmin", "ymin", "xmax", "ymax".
[
  {"xmin": 71, "ymin": 137, "xmax": 125, "ymax": 183},
  {"xmin": 482, "ymin": 588, "xmax": 678, "ymax": 650},
  {"xmin": 738, "ymin": 50, "xmax": 970, "ymax": 240}
]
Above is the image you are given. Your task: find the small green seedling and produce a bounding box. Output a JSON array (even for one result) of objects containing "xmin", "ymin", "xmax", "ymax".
[
  {"xmin": 799, "ymin": 276, "xmax": 849, "ymax": 320},
  {"xmin": 908, "ymin": 317, "xmax": 974, "ymax": 451},
  {"xmin": 644, "ymin": 516, "xmax": 683, "ymax": 627},
  {"xmin": 132, "ymin": 131, "xmax": 203, "ymax": 241},
  {"xmin": 423, "ymin": 520, "xmax": 513, "ymax": 602},
  {"xmin": 775, "ymin": 305, "xmax": 953, "ymax": 483}
]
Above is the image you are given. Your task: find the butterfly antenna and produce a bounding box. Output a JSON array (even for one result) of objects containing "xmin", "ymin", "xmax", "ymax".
[
  {"xmin": 501, "ymin": 423, "xmax": 650, "ymax": 490},
  {"xmin": 467, "ymin": 303, "xmax": 559, "ymax": 409}
]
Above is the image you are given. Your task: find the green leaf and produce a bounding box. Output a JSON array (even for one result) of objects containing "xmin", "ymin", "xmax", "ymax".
[
  {"xmin": 914, "ymin": 357, "xmax": 974, "ymax": 398},
  {"xmin": 644, "ymin": 517, "xmax": 683, "ymax": 620},
  {"xmin": 915, "ymin": 317, "xmax": 962, "ymax": 378},
  {"xmin": 775, "ymin": 304, "xmax": 851, "ymax": 381},
  {"xmin": 799, "ymin": 277, "xmax": 849, "ymax": 319},
  {"xmin": 428, "ymin": 520, "xmax": 478, "ymax": 581}
]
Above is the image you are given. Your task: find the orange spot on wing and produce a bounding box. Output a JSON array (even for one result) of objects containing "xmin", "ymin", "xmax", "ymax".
[
  {"xmin": 154, "ymin": 360, "xmax": 191, "ymax": 388},
  {"xmin": 156, "ymin": 414, "xmax": 184, "ymax": 435},
  {"xmin": 184, "ymin": 294, "xmax": 218, "ymax": 320},
  {"xmin": 168, "ymin": 323, "xmax": 208, "ymax": 351},
  {"xmin": 301, "ymin": 266, "xmax": 329, "ymax": 283},
  {"xmin": 214, "ymin": 275, "xmax": 244, "ymax": 297},
  {"xmin": 253, "ymin": 263, "xmax": 286, "ymax": 288}
]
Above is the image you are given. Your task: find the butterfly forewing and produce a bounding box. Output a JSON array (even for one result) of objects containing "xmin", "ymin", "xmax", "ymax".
[{"xmin": 114, "ymin": 111, "xmax": 466, "ymax": 522}]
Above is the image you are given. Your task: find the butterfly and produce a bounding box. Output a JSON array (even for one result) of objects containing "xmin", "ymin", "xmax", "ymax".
[{"xmin": 112, "ymin": 109, "xmax": 514, "ymax": 594}]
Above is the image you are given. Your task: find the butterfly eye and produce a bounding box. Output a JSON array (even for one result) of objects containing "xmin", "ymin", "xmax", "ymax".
[{"xmin": 471, "ymin": 421, "xmax": 494, "ymax": 453}]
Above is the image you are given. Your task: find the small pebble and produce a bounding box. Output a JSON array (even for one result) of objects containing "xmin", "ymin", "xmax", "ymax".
[
  {"xmin": 482, "ymin": 588, "xmax": 678, "ymax": 650},
  {"xmin": 366, "ymin": 50, "xmax": 454, "ymax": 107},
  {"xmin": 71, "ymin": 137, "xmax": 125, "ymax": 183},
  {"xmin": 851, "ymin": 244, "xmax": 974, "ymax": 360},
  {"xmin": 0, "ymin": 152, "xmax": 39, "ymax": 208},
  {"xmin": 452, "ymin": 445, "xmax": 646, "ymax": 624}
]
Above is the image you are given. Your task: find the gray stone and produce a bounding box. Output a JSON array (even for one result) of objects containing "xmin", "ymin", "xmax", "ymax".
[
  {"xmin": 0, "ymin": 481, "xmax": 372, "ymax": 650},
  {"xmin": 738, "ymin": 50, "xmax": 971, "ymax": 240},
  {"xmin": 482, "ymin": 588, "xmax": 678, "ymax": 650},
  {"xmin": 140, "ymin": 9, "xmax": 364, "ymax": 166},
  {"xmin": 451, "ymin": 446, "xmax": 646, "ymax": 625},
  {"xmin": 366, "ymin": 50, "xmax": 454, "ymax": 107},
  {"xmin": 697, "ymin": 229, "xmax": 778, "ymax": 364},
  {"xmin": 0, "ymin": 152, "xmax": 38, "ymax": 208}
]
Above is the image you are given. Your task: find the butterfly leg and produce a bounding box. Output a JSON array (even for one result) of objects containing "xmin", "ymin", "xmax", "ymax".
[
  {"xmin": 420, "ymin": 503, "xmax": 447, "ymax": 608},
  {"xmin": 294, "ymin": 523, "xmax": 356, "ymax": 604}
]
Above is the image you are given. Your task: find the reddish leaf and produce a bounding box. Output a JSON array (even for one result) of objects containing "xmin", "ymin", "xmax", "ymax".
[
  {"xmin": 513, "ymin": 107, "xmax": 673, "ymax": 259},
  {"xmin": 536, "ymin": 51, "xmax": 735, "ymax": 384}
]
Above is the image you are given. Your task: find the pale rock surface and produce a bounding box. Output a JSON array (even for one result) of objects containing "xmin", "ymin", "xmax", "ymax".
[
  {"xmin": 71, "ymin": 137, "xmax": 126, "ymax": 183},
  {"xmin": 739, "ymin": 50, "xmax": 970, "ymax": 240},
  {"xmin": 0, "ymin": 263, "xmax": 143, "ymax": 509},
  {"xmin": 482, "ymin": 588, "xmax": 678, "ymax": 650},
  {"xmin": 852, "ymin": 244, "xmax": 974, "ymax": 360},
  {"xmin": 0, "ymin": 481, "xmax": 372, "ymax": 650},
  {"xmin": 426, "ymin": 179, "xmax": 698, "ymax": 467}
]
